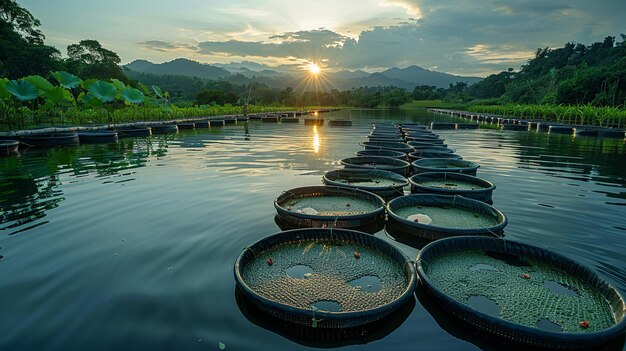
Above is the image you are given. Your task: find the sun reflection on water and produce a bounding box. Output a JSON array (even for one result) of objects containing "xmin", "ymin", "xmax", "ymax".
[{"xmin": 313, "ymin": 125, "xmax": 320, "ymax": 153}]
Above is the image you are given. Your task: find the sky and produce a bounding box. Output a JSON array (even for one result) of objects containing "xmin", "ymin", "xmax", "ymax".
[{"xmin": 19, "ymin": 0, "xmax": 626, "ymax": 77}]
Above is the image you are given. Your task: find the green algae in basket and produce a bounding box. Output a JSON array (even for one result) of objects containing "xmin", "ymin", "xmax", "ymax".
[
  {"xmin": 426, "ymin": 250, "xmax": 616, "ymax": 333},
  {"xmin": 241, "ymin": 241, "xmax": 408, "ymax": 312},
  {"xmin": 418, "ymin": 179, "xmax": 485, "ymax": 191},
  {"xmin": 394, "ymin": 205, "xmax": 497, "ymax": 228},
  {"xmin": 285, "ymin": 195, "xmax": 380, "ymax": 216},
  {"xmin": 335, "ymin": 176, "xmax": 405, "ymax": 187}
]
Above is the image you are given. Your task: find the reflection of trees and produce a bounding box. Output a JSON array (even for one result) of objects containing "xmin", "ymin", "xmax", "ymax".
[
  {"xmin": 514, "ymin": 132, "xmax": 626, "ymax": 183},
  {"xmin": 0, "ymin": 138, "xmax": 158, "ymax": 236},
  {"xmin": 0, "ymin": 157, "xmax": 64, "ymax": 235}
]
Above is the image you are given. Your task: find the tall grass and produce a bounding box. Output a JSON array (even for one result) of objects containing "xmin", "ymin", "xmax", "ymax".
[{"xmin": 468, "ymin": 104, "xmax": 626, "ymax": 128}]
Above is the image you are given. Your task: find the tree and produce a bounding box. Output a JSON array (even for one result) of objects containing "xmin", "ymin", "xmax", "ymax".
[
  {"xmin": 0, "ymin": 0, "xmax": 45, "ymax": 44},
  {"xmin": 66, "ymin": 39, "xmax": 127, "ymax": 81},
  {"xmin": 0, "ymin": 0, "xmax": 62, "ymax": 77}
]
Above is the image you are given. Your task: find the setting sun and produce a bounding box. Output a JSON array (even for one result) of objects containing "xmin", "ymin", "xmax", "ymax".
[{"xmin": 308, "ymin": 63, "xmax": 321, "ymax": 75}]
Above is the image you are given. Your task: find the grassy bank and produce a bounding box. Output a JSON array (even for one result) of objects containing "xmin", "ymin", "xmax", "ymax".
[{"xmin": 467, "ymin": 104, "xmax": 626, "ymax": 128}]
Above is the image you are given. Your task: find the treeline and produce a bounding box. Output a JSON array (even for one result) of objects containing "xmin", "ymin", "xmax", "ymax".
[
  {"xmin": 468, "ymin": 35, "xmax": 626, "ymax": 107},
  {"xmin": 1, "ymin": 1, "xmax": 128, "ymax": 82}
]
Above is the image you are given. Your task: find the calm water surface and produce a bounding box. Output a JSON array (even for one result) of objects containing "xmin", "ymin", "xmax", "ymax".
[{"xmin": 1, "ymin": 109, "xmax": 625, "ymax": 350}]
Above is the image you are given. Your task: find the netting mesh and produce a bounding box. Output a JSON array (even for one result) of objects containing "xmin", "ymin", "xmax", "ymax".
[
  {"xmin": 332, "ymin": 176, "xmax": 405, "ymax": 188},
  {"xmin": 394, "ymin": 205, "xmax": 498, "ymax": 229},
  {"xmin": 426, "ymin": 250, "xmax": 616, "ymax": 333},
  {"xmin": 241, "ymin": 241, "xmax": 408, "ymax": 312},
  {"xmin": 418, "ymin": 179, "xmax": 485, "ymax": 190},
  {"xmin": 283, "ymin": 195, "xmax": 380, "ymax": 216}
]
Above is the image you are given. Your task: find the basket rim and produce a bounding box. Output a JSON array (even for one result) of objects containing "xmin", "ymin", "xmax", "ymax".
[{"xmin": 408, "ymin": 172, "xmax": 496, "ymax": 193}]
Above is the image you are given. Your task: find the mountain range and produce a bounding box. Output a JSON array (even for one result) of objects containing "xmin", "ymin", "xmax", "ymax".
[{"xmin": 123, "ymin": 58, "xmax": 482, "ymax": 90}]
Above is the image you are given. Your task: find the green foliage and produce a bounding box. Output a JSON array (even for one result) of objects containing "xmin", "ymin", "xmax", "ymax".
[
  {"xmin": 469, "ymin": 35, "xmax": 626, "ymax": 107},
  {"xmin": 6, "ymin": 79, "xmax": 38, "ymax": 101},
  {"xmin": 51, "ymin": 71, "xmax": 82, "ymax": 89},
  {"xmin": 120, "ymin": 87, "xmax": 144, "ymax": 104},
  {"xmin": 87, "ymin": 80, "xmax": 118, "ymax": 103},
  {"xmin": 24, "ymin": 75, "xmax": 54, "ymax": 94}
]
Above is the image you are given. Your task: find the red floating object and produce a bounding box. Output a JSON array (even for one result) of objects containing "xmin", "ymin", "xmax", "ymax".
[
  {"xmin": 579, "ymin": 320, "xmax": 590, "ymax": 328},
  {"xmin": 521, "ymin": 273, "xmax": 530, "ymax": 279},
  {"xmin": 354, "ymin": 252, "xmax": 361, "ymax": 259},
  {"xmin": 414, "ymin": 218, "xmax": 419, "ymax": 223},
  {"xmin": 267, "ymin": 258, "xmax": 274, "ymax": 265}
]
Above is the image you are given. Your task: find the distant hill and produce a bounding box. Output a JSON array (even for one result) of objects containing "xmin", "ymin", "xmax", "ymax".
[
  {"xmin": 123, "ymin": 59, "xmax": 482, "ymax": 90},
  {"xmin": 124, "ymin": 58, "xmax": 231, "ymax": 80},
  {"xmin": 380, "ymin": 66, "xmax": 483, "ymax": 87}
]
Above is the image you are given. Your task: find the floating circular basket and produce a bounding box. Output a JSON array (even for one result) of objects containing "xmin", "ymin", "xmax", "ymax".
[
  {"xmin": 234, "ymin": 228, "xmax": 417, "ymax": 328},
  {"xmin": 323, "ymin": 169, "xmax": 408, "ymax": 199},
  {"xmin": 362, "ymin": 141, "xmax": 413, "ymax": 153},
  {"xmin": 356, "ymin": 149, "xmax": 407, "ymax": 160},
  {"xmin": 409, "ymin": 172, "xmax": 495, "ymax": 203},
  {"xmin": 366, "ymin": 135, "xmax": 406, "ymax": 143},
  {"xmin": 412, "ymin": 158, "xmax": 480, "ymax": 176},
  {"xmin": 408, "ymin": 151, "xmax": 462, "ymax": 162},
  {"xmin": 150, "ymin": 124, "xmax": 178, "ymax": 134},
  {"xmin": 387, "ymin": 194, "xmax": 507, "ymax": 240},
  {"xmin": 416, "ymin": 236, "xmax": 626, "ymax": 349},
  {"xmin": 20, "ymin": 132, "xmax": 79, "ymax": 147},
  {"xmin": 77, "ymin": 130, "xmax": 119, "ymax": 144},
  {"xmin": 274, "ymin": 186, "xmax": 385, "ymax": 228},
  {"xmin": 341, "ymin": 156, "xmax": 411, "ymax": 176},
  {"xmin": 114, "ymin": 126, "xmax": 152, "ymax": 137},
  {"xmin": 407, "ymin": 141, "xmax": 448, "ymax": 148},
  {"xmin": 405, "ymin": 136, "xmax": 444, "ymax": 143}
]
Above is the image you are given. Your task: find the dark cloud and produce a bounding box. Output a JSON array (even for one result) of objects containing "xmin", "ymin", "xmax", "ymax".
[{"xmin": 139, "ymin": 40, "xmax": 198, "ymax": 52}]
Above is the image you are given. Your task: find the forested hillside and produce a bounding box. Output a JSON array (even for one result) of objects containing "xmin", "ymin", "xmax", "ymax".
[{"xmin": 469, "ymin": 36, "xmax": 626, "ymax": 107}]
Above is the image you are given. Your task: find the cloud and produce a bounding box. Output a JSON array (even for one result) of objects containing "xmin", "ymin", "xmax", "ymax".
[
  {"xmin": 138, "ymin": 40, "xmax": 198, "ymax": 52},
  {"xmin": 137, "ymin": 0, "xmax": 626, "ymax": 76},
  {"xmin": 380, "ymin": 0, "xmax": 423, "ymax": 18}
]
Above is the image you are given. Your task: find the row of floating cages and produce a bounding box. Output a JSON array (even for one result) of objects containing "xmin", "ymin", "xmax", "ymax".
[
  {"xmin": 234, "ymin": 119, "xmax": 626, "ymax": 349},
  {"xmin": 431, "ymin": 108, "xmax": 626, "ymax": 138}
]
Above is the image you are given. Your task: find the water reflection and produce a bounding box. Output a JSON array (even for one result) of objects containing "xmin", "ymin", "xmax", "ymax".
[{"xmin": 313, "ymin": 125, "xmax": 320, "ymax": 154}]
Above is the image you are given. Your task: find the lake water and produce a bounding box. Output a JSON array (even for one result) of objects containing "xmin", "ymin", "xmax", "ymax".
[{"xmin": 1, "ymin": 108, "xmax": 625, "ymax": 350}]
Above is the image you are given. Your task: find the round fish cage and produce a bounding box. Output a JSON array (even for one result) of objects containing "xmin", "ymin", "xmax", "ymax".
[
  {"xmin": 430, "ymin": 122, "xmax": 457, "ymax": 130},
  {"xmin": 416, "ymin": 236, "xmax": 626, "ymax": 349},
  {"xmin": 597, "ymin": 128, "xmax": 625, "ymax": 138},
  {"xmin": 274, "ymin": 186, "xmax": 385, "ymax": 228},
  {"xmin": 386, "ymin": 194, "xmax": 507, "ymax": 240},
  {"xmin": 176, "ymin": 122, "xmax": 196, "ymax": 130},
  {"xmin": 193, "ymin": 120, "xmax": 210, "ymax": 128},
  {"xmin": 408, "ymin": 151, "xmax": 462, "ymax": 162},
  {"xmin": 114, "ymin": 126, "xmax": 152, "ymax": 137},
  {"xmin": 412, "ymin": 158, "xmax": 480, "ymax": 176},
  {"xmin": 1, "ymin": 140, "xmax": 19, "ymax": 156},
  {"xmin": 369, "ymin": 131, "xmax": 403, "ymax": 138},
  {"xmin": 150, "ymin": 124, "xmax": 178, "ymax": 134},
  {"xmin": 234, "ymin": 228, "xmax": 417, "ymax": 328},
  {"xmin": 407, "ymin": 141, "xmax": 448, "ymax": 148},
  {"xmin": 362, "ymin": 141, "xmax": 413, "ymax": 154},
  {"xmin": 328, "ymin": 120, "xmax": 352, "ymax": 126},
  {"xmin": 77, "ymin": 130, "xmax": 119, "ymax": 144},
  {"xmin": 341, "ymin": 156, "xmax": 411, "ymax": 176},
  {"xmin": 356, "ymin": 149, "xmax": 407, "ymax": 160},
  {"xmin": 411, "ymin": 146, "xmax": 455, "ymax": 154},
  {"xmin": 19, "ymin": 132, "xmax": 79, "ymax": 147},
  {"xmin": 323, "ymin": 169, "xmax": 408, "ymax": 199},
  {"xmin": 405, "ymin": 136, "xmax": 444, "ymax": 144},
  {"xmin": 409, "ymin": 172, "xmax": 495, "ymax": 203},
  {"xmin": 366, "ymin": 135, "xmax": 406, "ymax": 143}
]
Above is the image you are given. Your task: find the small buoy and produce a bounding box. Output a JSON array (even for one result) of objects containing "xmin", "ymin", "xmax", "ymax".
[
  {"xmin": 521, "ymin": 273, "xmax": 530, "ymax": 279},
  {"xmin": 287, "ymin": 207, "xmax": 292, "ymax": 211},
  {"xmin": 414, "ymin": 218, "xmax": 419, "ymax": 223},
  {"xmin": 267, "ymin": 258, "xmax": 274, "ymax": 265},
  {"xmin": 354, "ymin": 252, "xmax": 361, "ymax": 259},
  {"xmin": 579, "ymin": 320, "xmax": 590, "ymax": 329},
  {"xmin": 346, "ymin": 203, "xmax": 351, "ymax": 207}
]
